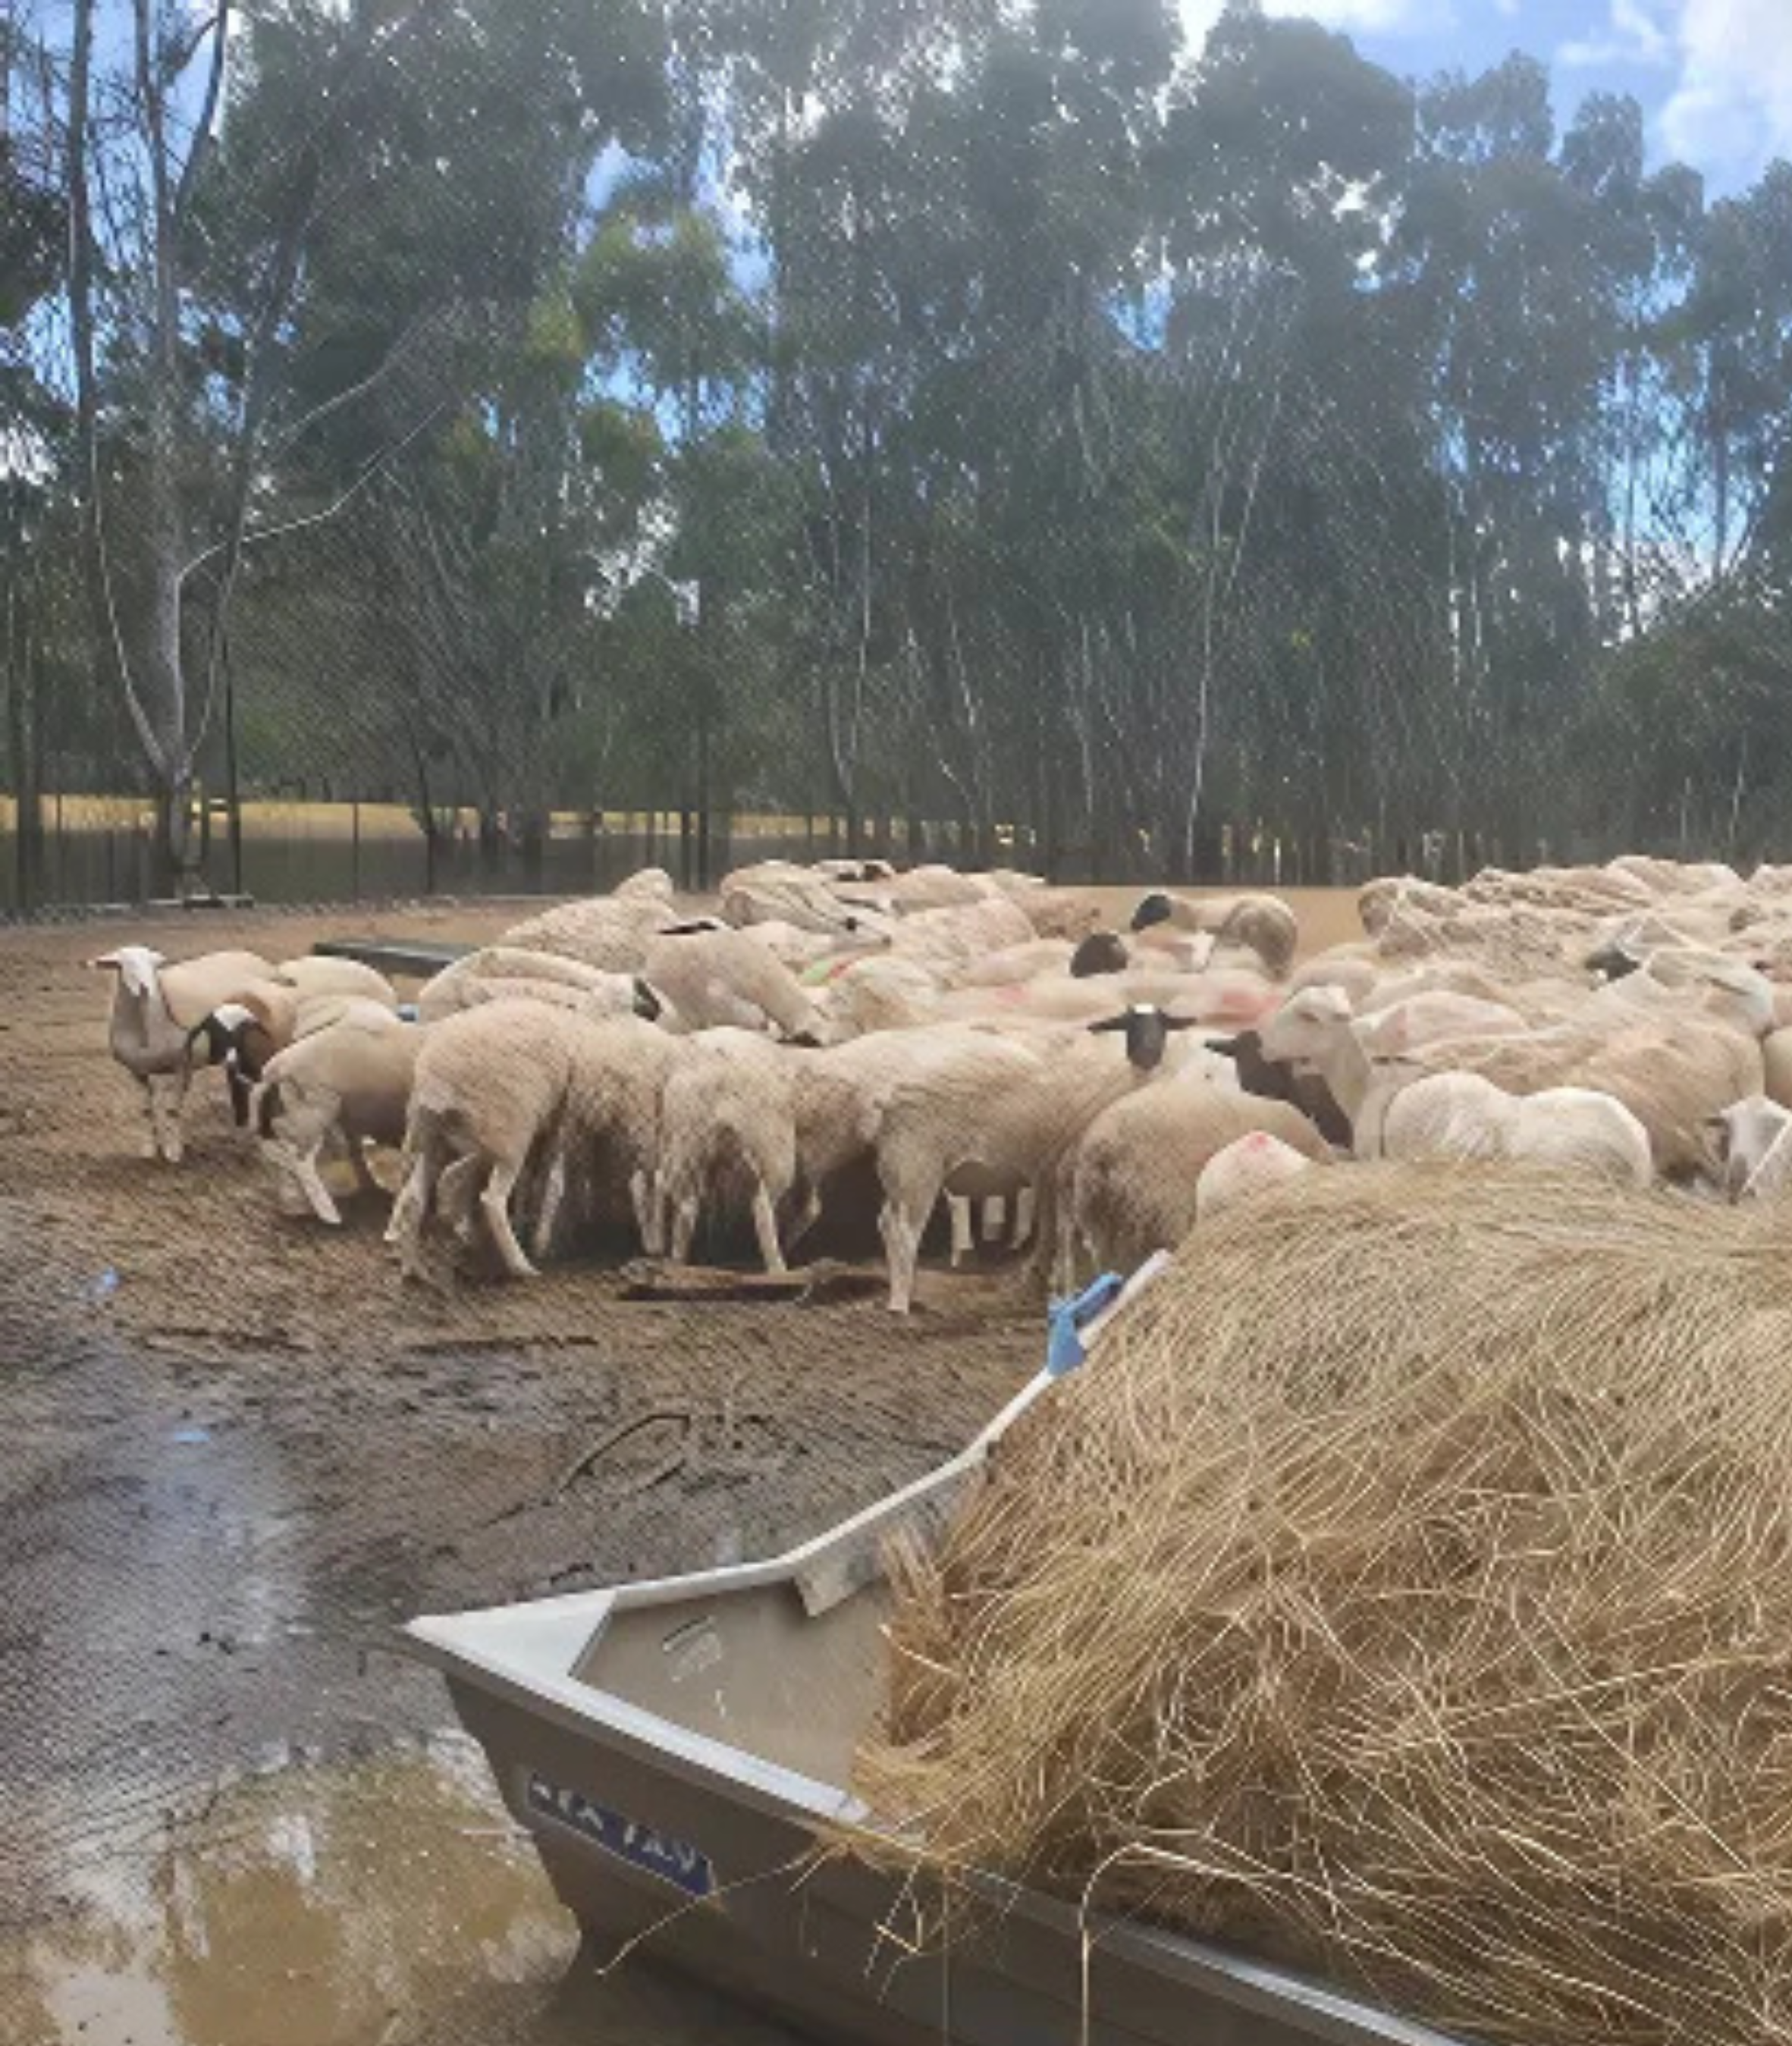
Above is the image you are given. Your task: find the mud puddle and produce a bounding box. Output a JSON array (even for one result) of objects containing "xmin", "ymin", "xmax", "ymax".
[{"xmin": 1, "ymin": 1737, "xmax": 802, "ymax": 2046}]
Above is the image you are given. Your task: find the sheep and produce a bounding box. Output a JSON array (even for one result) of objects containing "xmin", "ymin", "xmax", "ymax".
[
  {"xmin": 1194, "ymin": 1131, "xmax": 1319, "ymax": 1222},
  {"xmin": 1712, "ymin": 1095, "xmax": 1792, "ymax": 1200},
  {"xmin": 494, "ymin": 867, "xmax": 677, "ymax": 971},
  {"xmin": 1058, "ymin": 1069, "xmax": 1329, "ymax": 1286},
  {"xmin": 720, "ymin": 861, "xmax": 891, "ymax": 941},
  {"xmin": 1765, "ymin": 1028, "xmax": 1792, "ymax": 1111},
  {"xmin": 1351, "ymin": 990, "xmax": 1530, "ymax": 1058},
  {"xmin": 871, "ymin": 1003, "xmax": 1211, "ymax": 1313},
  {"xmin": 388, "ymin": 1004, "xmax": 678, "ymax": 1280},
  {"xmin": 1204, "ymin": 1027, "xmax": 1353, "ymax": 1148},
  {"xmin": 1376, "ymin": 1069, "xmax": 1652, "ymax": 1185},
  {"xmin": 999, "ymin": 886, "xmax": 1116, "ymax": 943},
  {"xmin": 639, "ymin": 924, "xmax": 827, "ymax": 1040},
  {"xmin": 272, "ymin": 956, "xmax": 398, "ymax": 1009},
  {"xmin": 91, "ymin": 945, "xmax": 275, "ymax": 1161},
  {"xmin": 1070, "ymin": 932, "xmax": 1131, "ymax": 977},
  {"xmin": 949, "ymin": 938, "xmax": 1077, "ymax": 989},
  {"xmin": 254, "ymin": 1001, "xmax": 422, "ymax": 1225},
  {"xmin": 1129, "ymin": 890, "xmax": 1298, "ymax": 977},
  {"xmin": 415, "ymin": 946, "xmax": 650, "ymax": 1025},
  {"xmin": 655, "ymin": 1030, "xmax": 797, "ymax": 1272},
  {"xmin": 882, "ymin": 894, "xmax": 1037, "ymax": 976}
]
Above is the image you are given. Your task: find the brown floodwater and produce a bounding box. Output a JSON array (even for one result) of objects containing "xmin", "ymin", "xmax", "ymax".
[{"xmin": 0, "ymin": 1737, "xmax": 805, "ymax": 2046}]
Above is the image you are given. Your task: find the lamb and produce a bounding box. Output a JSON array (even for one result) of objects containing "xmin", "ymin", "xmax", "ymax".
[
  {"xmin": 1377, "ymin": 1069, "xmax": 1652, "ymax": 1185},
  {"xmin": 254, "ymin": 1000, "xmax": 422, "ymax": 1225},
  {"xmin": 1130, "ymin": 890, "xmax": 1298, "ymax": 977},
  {"xmin": 1194, "ymin": 1131, "xmax": 1319, "ymax": 1222},
  {"xmin": 494, "ymin": 867, "xmax": 677, "ymax": 971},
  {"xmin": 388, "ymin": 1003, "xmax": 677, "ymax": 1279},
  {"xmin": 91, "ymin": 945, "xmax": 275, "ymax": 1161},
  {"xmin": 640, "ymin": 924, "xmax": 827, "ymax": 1040},
  {"xmin": 1058, "ymin": 1069, "xmax": 1329, "ymax": 1286},
  {"xmin": 415, "ymin": 946, "xmax": 649, "ymax": 1025},
  {"xmin": 655, "ymin": 1029, "xmax": 798, "ymax": 1272}
]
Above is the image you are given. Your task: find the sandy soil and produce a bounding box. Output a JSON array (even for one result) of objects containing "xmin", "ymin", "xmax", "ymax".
[{"xmin": 0, "ymin": 884, "xmax": 1363, "ymax": 2044}]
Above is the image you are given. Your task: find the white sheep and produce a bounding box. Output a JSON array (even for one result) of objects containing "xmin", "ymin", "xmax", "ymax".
[
  {"xmin": 640, "ymin": 924, "xmax": 827, "ymax": 1041},
  {"xmin": 1057, "ymin": 1065, "xmax": 1326, "ymax": 1287},
  {"xmin": 655, "ymin": 1029, "xmax": 798, "ymax": 1272},
  {"xmin": 871, "ymin": 1004, "xmax": 1208, "ymax": 1313},
  {"xmin": 1712, "ymin": 1094, "xmax": 1792, "ymax": 1200},
  {"xmin": 719, "ymin": 861, "xmax": 891, "ymax": 941},
  {"xmin": 254, "ymin": 1000, "xmax": 422, "ymax": 1225},
  {"xmin": 494, "ymin": 867, "xmax": 677, "ymax": 971},
  {"xmin": 415, "ymin": 946, "xmax": 649, "ymax": 1025},
  {"xmin": 1377, "ymin": 1069, "xmax": 1652, "ymax": 1185},
  {"xmin": 388, "ymin": 1003, "xmax": 677, "ymax": 1279},
  {"xmin": 91, "ymin": 945, "xmax": 275, "ymax": 1161},
  {"xmin": 1194, "ymin": 1131, "xmax": 1320, "ymax": 1222},
  {"xmin": 1129, "ymin": 890, "xmax": 1298, "ymax": 977}
]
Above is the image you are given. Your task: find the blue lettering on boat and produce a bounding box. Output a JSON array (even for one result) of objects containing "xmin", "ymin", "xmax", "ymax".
[{"xmin": 525, "ymin": 1773, "xmax": 717, "ymax": 1899}]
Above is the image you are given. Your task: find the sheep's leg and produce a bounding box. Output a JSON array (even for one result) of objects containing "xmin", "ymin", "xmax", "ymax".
[
  {"xmin": 750, "ymin": 1182, "xmax": 786, "ymax": 1276},
  {"xmin": 385, "ymin": 1155, "xmax": 430, "ymax": 1250},
  {"xmin": 133, "ymin": 1075, "xmax": 163, "ymax": 1161},
  {"xmin": 530, "ymin": 1155, "xmax": 568, "ymax": 1261},
  {"xmin": 670, "ymin": 1190, "xmax": 700, "ymax": 1265},
  {"xmin": 288, "ymin": 1138, "xmax": 344, "ymax": 1227},
  {"xmin": 880, "ymin": 1201, "xmax": 924, "ymax": 1315},
  {"xmin": 1010, "ymin": 1185, "xmax": 1036, "ymax": 1251},
  {"xmin": 1052, "ymin": 1204, "xmax": 1080, "ymax": 1298},
  {"xmin": 947, "ymin": 1194, "xmax": 974, "ymax": 1269},
  {"xmin": 630, "ymin": 1166, "xmax": 663, "ymax": 1257},
  {"xmin": 347, "ymin": 1134, "xmax": 381, "ymax": 1197},
  {"xmin": 438, "ymin": 1156, "xmax": 485, "ymax": 1244},
  {"xmin": 160, "ymin": 1064, "xmax": 192, "ymax": 1164},
  {"xmin": 480, "ymin": 1160, "xmax": 538, "ymax": 1280},
  {"xmin": 981, "ymin": 1195, "xmax": 1007, "ymax": 1243}
]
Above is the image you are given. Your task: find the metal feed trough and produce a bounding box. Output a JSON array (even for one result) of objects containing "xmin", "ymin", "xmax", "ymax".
[
  {"xmin": 310, "ymin": 936, "xmax": 475, "ymax": 980},
  {"xmin": 405, "ymin": 1275, "xmax": 1469, "ymax": 2046}
]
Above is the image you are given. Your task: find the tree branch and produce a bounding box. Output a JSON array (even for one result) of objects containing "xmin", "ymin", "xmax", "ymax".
[{"xmin": 172, "ymin": 1, "xmax": 231, "ymax": 229}]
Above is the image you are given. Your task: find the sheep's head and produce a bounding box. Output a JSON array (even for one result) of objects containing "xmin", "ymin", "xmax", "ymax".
[
  {"xmin": 1070, "ymin": 931, "xmax": 1128, "ymax": 977},
  {"xmin": 1088, "ymin": 1001, "xmax": 1194, "ymax": 1071},
  {"xmin": 1710, "ymin": 1095, "xmax": 1791, "ymax": 1199},
  {"xmin": 90, "ymin": 946, "xmax": 166, "ymax": 999},
  {"xmin": 1694, "ymin": 960, "xmax": 1776, "ymax": 1037},
  {"xmin": 1259, "ymin": 985, "xmax": 1351, "ymax": 1068},
  {"xmin": 1584, "ymin": 938, "xmax": 1644, "ymax": 984},
  {"xmin": 1129, "ymin": 892, "xmax": 1174, "ymax": 934}
]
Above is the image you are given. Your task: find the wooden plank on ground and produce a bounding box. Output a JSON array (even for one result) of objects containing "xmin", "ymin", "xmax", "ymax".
[{"xmin": 617, "ymin": 1260, "xmax": 884, "ymax": 1306}]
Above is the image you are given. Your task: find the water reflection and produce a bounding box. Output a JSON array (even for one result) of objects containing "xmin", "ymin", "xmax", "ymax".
[{"xmin": 2, "ymin": 1739, "xmax": 802, "ymax": 2046}]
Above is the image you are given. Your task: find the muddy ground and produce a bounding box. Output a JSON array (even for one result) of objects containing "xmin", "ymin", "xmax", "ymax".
[{"xmin": 0, "ymin": 886, "xmax": 1360, "ymax": 2044}]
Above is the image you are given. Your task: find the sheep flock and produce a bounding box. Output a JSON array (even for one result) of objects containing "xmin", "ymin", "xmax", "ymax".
[{"xmin": 89, "ymin": 852, "xmax": 1792, "ymax": 1313}]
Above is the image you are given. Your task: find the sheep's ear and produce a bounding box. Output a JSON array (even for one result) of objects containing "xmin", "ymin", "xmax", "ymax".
[
  {"xmin": 1207, "ymin": 1034, "xmax": 1242, "ymax": 1056},
  {"xmin": 1087, "ymin": 1015, "xmax": 1127, "ymax": 1034}
]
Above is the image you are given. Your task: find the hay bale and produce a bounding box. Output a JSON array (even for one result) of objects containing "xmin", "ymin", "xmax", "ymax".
[{"xmin": 851, "ymin": 1166, "xmax": 1792, "ymax": 2046}]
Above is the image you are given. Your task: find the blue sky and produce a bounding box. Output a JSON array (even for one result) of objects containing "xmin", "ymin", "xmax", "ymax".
[{"xmin": 1183, "ymin": 0, "xmax": 1792, "ymax": 193}]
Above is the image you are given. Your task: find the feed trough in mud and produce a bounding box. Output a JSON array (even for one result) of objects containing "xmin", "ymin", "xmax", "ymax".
[{"xmin": 406, "ymin": 1355, "xmax": 1461, "ymax": 2046}]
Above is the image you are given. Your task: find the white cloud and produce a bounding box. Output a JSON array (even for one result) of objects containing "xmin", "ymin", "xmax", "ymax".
[
  {"xmin": 1178, "ymin": 0, "xmax": 1427, "ymax": 52},
  {"xmin": 1558, "ymin": 0, "xmax": 1672, "ymax": 71},
  {"xmin": 1660, "ymin": 0, "xmax": 1792, "ymax": 178}
]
